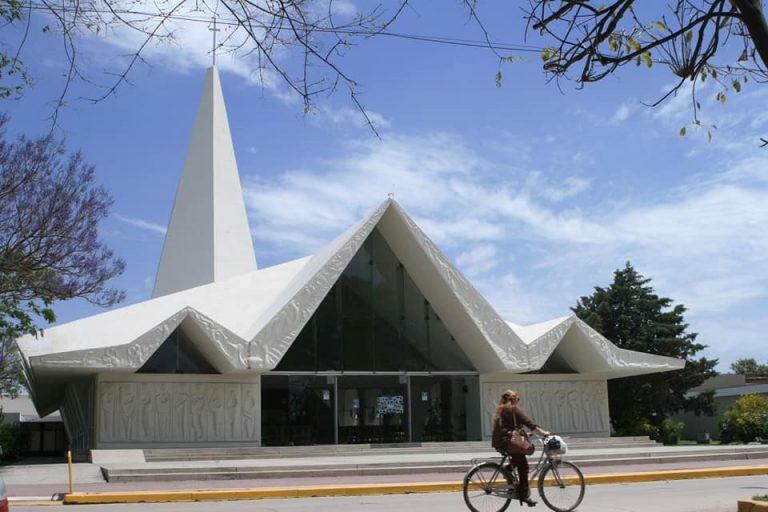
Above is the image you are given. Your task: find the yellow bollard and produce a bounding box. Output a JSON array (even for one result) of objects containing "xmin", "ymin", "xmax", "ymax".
[{"xmin": 67, "ymin": 449, "xmax": 73, "ymax": 494}]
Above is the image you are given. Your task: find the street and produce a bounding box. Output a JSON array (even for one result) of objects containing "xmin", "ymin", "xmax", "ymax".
[{"xmin": 12, "ymin": 475, "xmax": 768, "ymax": 512}]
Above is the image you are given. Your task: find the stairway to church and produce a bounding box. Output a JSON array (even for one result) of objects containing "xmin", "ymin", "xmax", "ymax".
[
  {"xmin": 96, "ymin": 441, "xmax": 768, "ymax": 483},
  {"xmin": 141, "ymin": 436, "xmax": 657, "ymax": 462}
]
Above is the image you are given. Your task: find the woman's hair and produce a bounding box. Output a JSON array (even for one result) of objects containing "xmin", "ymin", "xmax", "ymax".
[{"xmin": 493, "ymin": 389, "xmax": 519, "ymax": 429}]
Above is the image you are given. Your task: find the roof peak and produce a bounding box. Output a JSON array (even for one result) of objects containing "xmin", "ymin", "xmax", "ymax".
[{"xmin": 152, "ymin": 67, "xmax": 258, "ymax": 298}]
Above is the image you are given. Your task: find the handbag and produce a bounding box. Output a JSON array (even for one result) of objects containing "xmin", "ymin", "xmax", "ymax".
[{"xmin": 505, "ymin": 409, "xmax": 535, "ymax": 456}]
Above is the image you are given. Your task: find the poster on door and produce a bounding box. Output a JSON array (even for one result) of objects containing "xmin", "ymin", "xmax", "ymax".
[{"xmin": 376, "ymin": 395, "xmax": 404, "ymax": 415}]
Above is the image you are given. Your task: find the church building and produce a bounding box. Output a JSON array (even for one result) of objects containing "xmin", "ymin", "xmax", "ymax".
[{"xmin": 17, "ymin": 67, "xmax": 684, "ymax": 452}]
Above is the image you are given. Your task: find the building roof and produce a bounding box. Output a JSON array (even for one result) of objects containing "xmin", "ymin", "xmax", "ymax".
[
  {"xmin": 17, "ymin": 67, "xmax": 684, "ymax": 416},
  {"xmin": 18, "ymin": 199, "xmax": 683, "ymax": 377}
]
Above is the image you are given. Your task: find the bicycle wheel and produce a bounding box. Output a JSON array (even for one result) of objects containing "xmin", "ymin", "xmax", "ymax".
[
  {"xmin": 462, "ymin": 462, "xmax": 514, "ymax": 512},
  {"xmin": 537, "ymin": 460, "xmax": 585, "ymax": 512}
]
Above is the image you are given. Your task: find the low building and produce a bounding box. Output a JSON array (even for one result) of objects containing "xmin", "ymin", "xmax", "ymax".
[
  {"xmin": 0, "ymin": 395, "xmax": 66, "ymax": 456},
  {"xmin": 677, "ymin": 374, "xmax": 768, "ymax": 441},
  {"xmin": 17, "ymin": 67, "xmax": 684, "ymax": 453}
]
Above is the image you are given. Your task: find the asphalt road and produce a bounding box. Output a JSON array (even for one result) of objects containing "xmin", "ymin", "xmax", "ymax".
[{"xmin": 12, "ymin": 476, "xmax": 768, "ymax": 512}]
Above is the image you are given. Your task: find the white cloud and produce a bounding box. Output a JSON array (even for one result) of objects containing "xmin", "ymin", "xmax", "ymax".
[
  {"xmin": 114, "ymin": 214, "xmax": 167, "ymax": 234},
  {"xmin": 456, "ymin": 245, "xmax": 498, "ymax": 277},
  {"xmin": 610, "ymin": 103, "xmax": 632, "ymax": 124},
  {"xmin": 537, "ymin": 176, "xmax": 591, "ymax": 202},
  {"xmin": 243, "ymin": 130, "xmax": 768, "ymax": 336},
  {"xmin": 312, "ymin": 105, "xmax": 392, "ymax": 131}
]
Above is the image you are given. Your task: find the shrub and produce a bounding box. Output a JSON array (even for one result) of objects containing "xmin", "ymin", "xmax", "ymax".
[
  {"xmin": 719, "ymin": 394, "xmax": 768, "ymax": 444},
  {"xmin": 0, "ymin": 422, "xmax": 23, "ymax": 460},
  {"xmin": 660, "ymin": 418, "xmax": 685, "ymax": 445}
]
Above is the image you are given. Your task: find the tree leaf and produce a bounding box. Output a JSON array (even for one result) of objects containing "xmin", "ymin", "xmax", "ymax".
[
  {"xmin": 679, "ymin": 127, "xmax": 686, "ymax": 136},
  {"xmin": 642, "ymin": 52, "xmax": 652, "ymax": 68},
  {"xmin": 739, "ymin": 50, "xmax": 749, "ymax": 62}
]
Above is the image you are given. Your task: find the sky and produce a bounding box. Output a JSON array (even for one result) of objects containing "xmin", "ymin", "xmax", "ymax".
[{"xmin": 4, "ymin": 2, "xmax": 768, "ymax": 372}]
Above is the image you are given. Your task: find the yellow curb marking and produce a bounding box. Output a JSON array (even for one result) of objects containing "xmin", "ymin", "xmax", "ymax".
[{"xmin": 62, "ymin": 465, "xmax": 768, "ymax": 505}]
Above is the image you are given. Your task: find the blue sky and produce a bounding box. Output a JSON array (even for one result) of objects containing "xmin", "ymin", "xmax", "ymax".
[{"xmin": 5, "ymin": 2, "xmax": 768, "ymax": 371}]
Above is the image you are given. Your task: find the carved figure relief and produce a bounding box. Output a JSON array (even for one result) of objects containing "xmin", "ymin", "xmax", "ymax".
[
  {"xmin": 225, "ymin": 385, "xmax": 242, "ymax": 441},
  {"xmin": 191, "ymin": 384, "xmax": 207, "ymax": 441},
  {"xmin": 242, "ymin": 386, "xmax": 259, "ymax": 440},
  {"xmin": 155, "ymin": 384, "xmax": 172, "ymax": 441},
  {"xmin": 481, "ymin": 380, "xmax": 610, "ymax": 437},
  {"xmin": 98, "ymin": 381, "xmax": 260, "ymax": 444},
  {"xmin": 99, "ymin": 383, "xmax": 117, "ymax": 442}
]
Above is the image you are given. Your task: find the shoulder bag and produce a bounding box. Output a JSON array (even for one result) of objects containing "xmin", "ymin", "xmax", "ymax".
[{"xmin": 505, "ymin": 409, "xmax": 535, "ymax": 456}]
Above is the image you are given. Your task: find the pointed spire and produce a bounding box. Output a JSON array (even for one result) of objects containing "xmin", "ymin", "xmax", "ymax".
[{"xmin": 153, "ymin": 67, "xmax": 258, "ymax": 298}]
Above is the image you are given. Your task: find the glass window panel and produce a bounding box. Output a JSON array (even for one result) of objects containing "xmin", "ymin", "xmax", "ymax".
[
  {"xmin": 410, "ymin": 376, "xmax": 481, "ymax": 442},
  {"xmin": 342, "ymin": 319, "xmax": 374, "ymax": 370},
  {"xmin": 274, "ymin": 228, "xmax": 476, "ymax": 372},
  {"xmin": 316, "ymin": 286, "xmax": 342, "ymax": 370},
  {"xmin": 274, "ymin": 320, "xmax": 315, "ymax": 371},
  {"xmin": 138, "ymin": 328, "xmax": 218, "ymax": 374},
  {"xmin": 402, "ymin": 273, "xmax": 431, "ymax": 371},
  {"xmin": 427, "ymin": 307, "xmax": 474, "ymax": 371},
  {"xmin": 261, "ymin": 375, "xmax": 335, "ymax": 446}
]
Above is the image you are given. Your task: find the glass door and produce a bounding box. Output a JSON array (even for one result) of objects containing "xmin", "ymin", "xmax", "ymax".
[{"xmin": 337, "ymin": 376, "xmax": 408, "ymax": 444}]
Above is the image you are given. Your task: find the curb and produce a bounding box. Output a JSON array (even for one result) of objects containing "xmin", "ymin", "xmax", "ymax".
[{"xmin": 63, "ymin": 465, "xmax": 768, "ymax": 505}]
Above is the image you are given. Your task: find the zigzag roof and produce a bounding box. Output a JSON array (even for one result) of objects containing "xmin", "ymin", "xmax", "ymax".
[{"xmin": 18, "ymin": 199, "xmax": 683, "ymax": 387}]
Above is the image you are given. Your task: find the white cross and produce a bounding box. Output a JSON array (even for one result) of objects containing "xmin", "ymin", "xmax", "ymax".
[{"xmin": 209, "ymin": 17, "xmax": 221, "ymax": 66}]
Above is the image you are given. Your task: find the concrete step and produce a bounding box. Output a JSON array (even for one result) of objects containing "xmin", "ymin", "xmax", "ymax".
[
  {"xmin": 142, "ymin": 437, "xmax": 658, "ymax": 462},
  {"xmin": 105, "ymin": 446, "xmax": 768, "ymax": 483}
]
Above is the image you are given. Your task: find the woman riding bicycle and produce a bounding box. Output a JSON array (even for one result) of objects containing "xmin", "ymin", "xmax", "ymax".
[{"xmin": 491, "ymin": 389, "xmax": 550, "ymax": 506}]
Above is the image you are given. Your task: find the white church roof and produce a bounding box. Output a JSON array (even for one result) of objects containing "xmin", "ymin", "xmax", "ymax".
[{"xmin": 17, "ymin": 67, "xmax": 684, "ymax": 414}]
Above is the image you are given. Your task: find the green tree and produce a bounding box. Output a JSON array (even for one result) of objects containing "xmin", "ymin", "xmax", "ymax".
[
  {"xmin": 730, "ymin": 358, "xmax": 768, "ymax": 375},
  {"xmin": 572, "ymin": 262, "xmax": 718, "ymax": 436},
  {"xmin": 720, "ymin": 393, "xmax": 768, "ymax": 443}
]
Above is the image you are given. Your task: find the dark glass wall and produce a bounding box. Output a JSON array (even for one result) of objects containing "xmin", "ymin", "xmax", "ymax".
[
  {"xmin": 138, "ymin": 328, "xmax": 218, "ymax": 374},
  {"xmin": 261, "ymin": 375, "xmax": 335, "ymax": 446},
  {"xmin": 410, "ymin": 375, "xmax": 481, "ymax": 442},
  {"xmin": 275, "ymin": 228, "xmax": 475, "ymax": 372}
]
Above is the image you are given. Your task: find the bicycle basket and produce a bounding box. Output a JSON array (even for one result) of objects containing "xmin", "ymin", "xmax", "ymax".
[{"xmin": 545, "ymin": 435, "xmax": 567, "ymax": 455}]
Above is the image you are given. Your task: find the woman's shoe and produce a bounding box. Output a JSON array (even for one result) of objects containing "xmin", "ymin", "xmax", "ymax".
[{"xmin": 518, "ymin": 497, "xmax": 537, "ymax": 507}]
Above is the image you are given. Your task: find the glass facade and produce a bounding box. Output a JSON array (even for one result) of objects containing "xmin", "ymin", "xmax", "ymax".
[
  {"xmin": 275, "ymin": 228, "xmax": 474, "ymax": 372},
  {"xmin": 138, "ymin": 328, "xmax": 218, "ymax": 374},
  {"xmin": 264, "ymin": 228, "xmax": 482, "ymax": 445}
]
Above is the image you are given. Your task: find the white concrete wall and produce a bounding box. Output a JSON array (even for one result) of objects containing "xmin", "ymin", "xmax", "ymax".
[
  {"xmin": 95, "ymin": 374, "xmax": 261, "ymax": 448},
  {"xmin": 480, "ymin": 374, "xmax": 611, "ymax": 438}
]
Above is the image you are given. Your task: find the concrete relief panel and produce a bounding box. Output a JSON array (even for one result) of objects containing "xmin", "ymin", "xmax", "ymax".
[
  {"xmin": 481, "ymin": 380, "xmax": 610, "ymax": 438},
  {"xmin": 98, "ymin": 380, "xmax": 261, "ymax": 445}
]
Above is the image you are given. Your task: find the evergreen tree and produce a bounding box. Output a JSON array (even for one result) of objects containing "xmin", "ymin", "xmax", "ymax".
[
  {"xmin": 730, "ymin": 358, "xmax": 768, "ymax": 376},
  {"xmin": 572, "ymin": 262, "xmax": 718, "ymax": 436}
]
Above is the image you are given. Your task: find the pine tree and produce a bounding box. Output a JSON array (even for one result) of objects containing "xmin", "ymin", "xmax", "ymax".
[{"xmin": 572, "ymin": 262, "xmax": 718, "ymax": 436}]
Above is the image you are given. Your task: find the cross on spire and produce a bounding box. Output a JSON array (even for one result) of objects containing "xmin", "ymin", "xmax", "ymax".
[{"xmin": 209, "ymin": 17, "xmax": 221, "ymax": 66}]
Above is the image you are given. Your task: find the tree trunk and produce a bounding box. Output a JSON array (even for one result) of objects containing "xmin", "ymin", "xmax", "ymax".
[{"xmin": 731, "ymin": 0, "xmax": 768, "ymax": 69}]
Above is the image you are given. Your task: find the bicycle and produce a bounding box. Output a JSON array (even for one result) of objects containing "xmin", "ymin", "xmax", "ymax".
[{"xmin": 462, "ymin": 435, "xmax": 585, "ymax": 512}]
